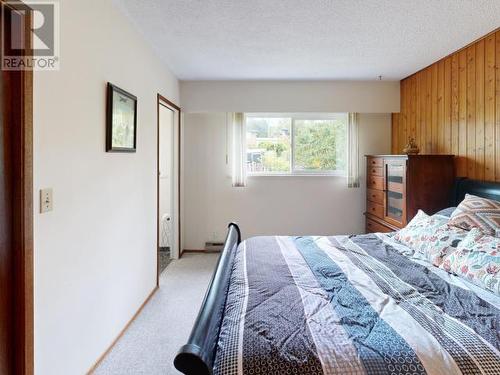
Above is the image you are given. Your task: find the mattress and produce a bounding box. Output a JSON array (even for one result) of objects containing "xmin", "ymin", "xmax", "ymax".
[{"xmin": 213, "ymin": 233, "xmax": 500, "ymax": 375}]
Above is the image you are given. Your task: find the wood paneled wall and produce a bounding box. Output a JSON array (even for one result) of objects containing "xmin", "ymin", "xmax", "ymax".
[{"xmin": 392, "ymin": 28, "xmax": 500, "ymax": 181}]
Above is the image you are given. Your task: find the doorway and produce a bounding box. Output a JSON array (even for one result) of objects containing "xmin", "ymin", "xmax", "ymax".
[
  {"xmin": 157, "ymin": 95, "xmax": 180, "ymax": 280},
  {"xmin": 0, "ymin": 1, "xmax": 34, "ymax": 374}
]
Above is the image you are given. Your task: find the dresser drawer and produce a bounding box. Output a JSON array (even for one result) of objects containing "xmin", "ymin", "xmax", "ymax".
[
  {"xmin": 367, "ymin": 188, "xmax": 384, "ymax": 204},
  {"xmin": 366, "ymin": 218, "xmax": 393, "ymax": 233},
  {"xmin": 367, "ymin": 166, "xmax": 383, "ymax": 176},
  {"xmin": 367, "ymin": 175, "xmax": 384, "ymax": 190},
  {"xmin": 367, "ymin": 157, "xmax": 383, "ymax": 168},
  {"xmin": 366, "ymin": 201, "xmax": 384, "ymax": 218}
]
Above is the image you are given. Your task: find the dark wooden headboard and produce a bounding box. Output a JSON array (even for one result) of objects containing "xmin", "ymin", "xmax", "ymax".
[{"xmin": 452, "ymin": 178, "xmax": 500, "ymax": 206}]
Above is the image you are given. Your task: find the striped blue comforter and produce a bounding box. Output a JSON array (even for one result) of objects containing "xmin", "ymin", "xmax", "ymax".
[{"xmin": 214, "ymin": 234, "xmax": 500, "ymax": 375}]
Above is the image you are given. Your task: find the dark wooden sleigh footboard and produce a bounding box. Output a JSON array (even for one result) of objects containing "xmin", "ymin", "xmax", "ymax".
[{"xmin": 174, "ymin": 223, "xmax": 241, "ymax": 375}]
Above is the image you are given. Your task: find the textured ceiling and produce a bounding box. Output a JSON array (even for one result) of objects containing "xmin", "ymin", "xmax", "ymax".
[{"xmin": 113, "ymin": 0, "xmax": 500, "ymax": 80}]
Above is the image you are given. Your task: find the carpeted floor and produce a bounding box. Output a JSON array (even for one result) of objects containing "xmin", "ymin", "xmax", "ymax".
[{"xmin": 94, "ymin": 253, "xmax": 219, "ymax": 374}]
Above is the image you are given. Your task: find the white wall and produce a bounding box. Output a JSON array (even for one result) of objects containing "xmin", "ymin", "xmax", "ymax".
[
  {"xmin": 33, "ymin": 1, "xmax": 179, "ymax": 374},
  {"xmin": 180, "ymin": 80, "xmax": 398, "ymax": 249},
  {"xmin": 183, "ymin": 112, "xmax": 391, "ymax": 249},
  {"xmin": 180, "ymin": 80, "xmax": 400, "ymax": 113}
]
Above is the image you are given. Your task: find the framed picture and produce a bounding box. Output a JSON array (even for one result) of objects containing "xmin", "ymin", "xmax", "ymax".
[{"xmin": 106, "ymin": 82, "xmax": 137, "ymax": 152}]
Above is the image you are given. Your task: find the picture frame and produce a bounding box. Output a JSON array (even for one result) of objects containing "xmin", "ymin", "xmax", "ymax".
[{"xmin": 106, "ymin": 82, "xmax": 137, "ymax": 152}]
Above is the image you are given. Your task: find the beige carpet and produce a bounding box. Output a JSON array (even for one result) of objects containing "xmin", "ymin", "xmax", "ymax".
[{"xmin": 94, "ymin": 253, "xmax": 219, "ymax": 374}]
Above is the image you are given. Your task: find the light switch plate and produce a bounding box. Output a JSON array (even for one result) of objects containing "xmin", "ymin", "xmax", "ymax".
[{"xmin": 40, "ymin": 188, "xmax": 53, "ymax": 213}]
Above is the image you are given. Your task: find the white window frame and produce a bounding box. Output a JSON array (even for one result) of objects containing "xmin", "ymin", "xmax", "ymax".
[{"xmin": 245, "ymin": 113, "xmax": 348, "ymax": 177}]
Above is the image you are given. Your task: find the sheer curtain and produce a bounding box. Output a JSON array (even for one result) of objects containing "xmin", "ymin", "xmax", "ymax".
[
  {"xmin": 229, "ymin": 112, "xmax": 246, "ymax": 187},
  {"xmin": 347, "ymin": 112, "xmax": 360, "ymax": 188}
]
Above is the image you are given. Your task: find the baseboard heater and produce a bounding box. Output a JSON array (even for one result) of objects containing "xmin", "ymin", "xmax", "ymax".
[{"xmin": 204, "ymin": 241, "xmax": 224, "ymax": 252}]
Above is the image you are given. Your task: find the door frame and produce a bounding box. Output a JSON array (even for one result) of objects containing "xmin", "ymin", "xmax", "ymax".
[
  {"xmin": 1, "ymin": 0, "xmax": 34, "ymax": 374},
  {"xmin": 156, "ymin": 94, "xmax": 181, "ymax": 284}
]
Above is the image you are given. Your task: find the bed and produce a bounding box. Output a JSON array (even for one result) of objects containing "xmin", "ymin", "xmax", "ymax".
[{"xmin": 174, "ymin": 178, "xmax": 500, "ymax": 375}]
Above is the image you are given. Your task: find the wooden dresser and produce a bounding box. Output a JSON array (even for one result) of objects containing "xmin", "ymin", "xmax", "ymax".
[{"xmin": 365, "ymin": 155, "xmax": 455, "ymax": 233}]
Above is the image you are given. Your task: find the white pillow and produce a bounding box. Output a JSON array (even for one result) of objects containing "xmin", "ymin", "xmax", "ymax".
[
  {"xmin": 394, "ymin": 210, "xmax": 447, "ymax": 250},
  {"xmin": 394, "ymin": 210, "xmax": 458, "ymax": 265},
  {"xmin": 441, "ymin": 228, "xmax": 500, "ymax": 295}
]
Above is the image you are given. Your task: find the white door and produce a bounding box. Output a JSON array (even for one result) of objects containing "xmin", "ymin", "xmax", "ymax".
[{"xmin": 158, "ymin": 101, "xmax": 180, "ymax": 263}]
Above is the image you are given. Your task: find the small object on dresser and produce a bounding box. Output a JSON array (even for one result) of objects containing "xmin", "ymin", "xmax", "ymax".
[{"xmin": 402, "ymin": 137, "xmax": 420, "ymax": 155}]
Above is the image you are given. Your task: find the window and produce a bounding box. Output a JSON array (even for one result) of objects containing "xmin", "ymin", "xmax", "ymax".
[{"xmin": 245, "ymin": 113, "xmax": 347, "ymax": 176}]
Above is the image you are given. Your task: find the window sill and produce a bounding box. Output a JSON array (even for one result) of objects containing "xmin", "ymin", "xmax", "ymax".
[{"xmin": 248, "ymin": 173, "xmax": 346, "ymax": 178}]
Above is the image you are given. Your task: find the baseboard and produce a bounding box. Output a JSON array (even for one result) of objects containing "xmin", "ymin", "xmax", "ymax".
[{"xmin": 86, "ymin": 285, "xmax": 159, "ymax": 374}]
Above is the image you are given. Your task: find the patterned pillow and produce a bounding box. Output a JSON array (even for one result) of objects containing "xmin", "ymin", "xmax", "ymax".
[
  {"xmin": 394, "ymin": 210, "xmax": 449, "ymax": 255},
  {"xmin": 449, "ymin": 194, "xmax": 500, "ymax": 236},
  {"xmin": 441, "ymin": 228, "xmax": 500, "ymax": 295},
  {"xmin": 419, "ymin": 224, "xmax": 468, "ymax": 266}
]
